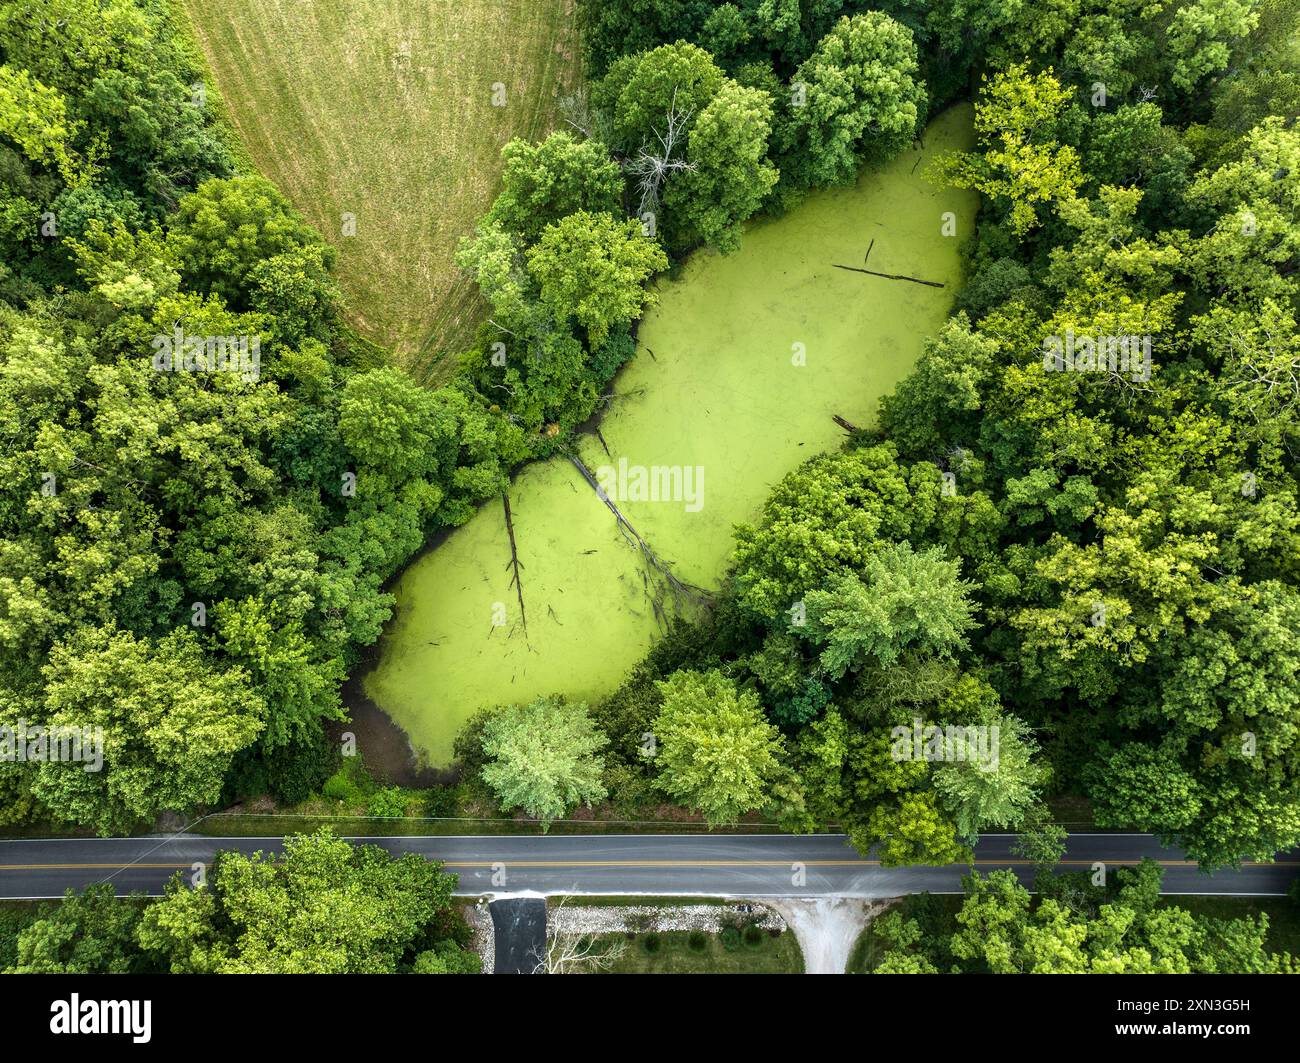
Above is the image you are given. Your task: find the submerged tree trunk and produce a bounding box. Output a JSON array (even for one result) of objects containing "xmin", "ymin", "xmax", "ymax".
[
  {"xmin": 502, "ymin": 493, "xmax": 527, "ymax": 639},
  {"xmin": 566, "ymin": 452, "xmax": 708, "ymax": 630},
  {"xmin": 832, "ymin": 263, "xmax": 945, "ymax": 288}
]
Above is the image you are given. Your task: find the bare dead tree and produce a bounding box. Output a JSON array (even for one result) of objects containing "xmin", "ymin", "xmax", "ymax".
[
  {"xmin": 622, "ymin": 88, "xmax": 698, "ymax": 217},
  {"xmin": 558, "ymin": 89, "xmax": 614, "ymax": 146},
  {"xmin": 530, "ymin": 898, "xmax": 627, "ymax": 974}
]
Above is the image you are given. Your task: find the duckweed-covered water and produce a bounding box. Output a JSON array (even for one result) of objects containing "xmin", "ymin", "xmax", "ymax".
[{"xmin": 364, "ymin": 106, "xmax": 977, "ymax": 765}]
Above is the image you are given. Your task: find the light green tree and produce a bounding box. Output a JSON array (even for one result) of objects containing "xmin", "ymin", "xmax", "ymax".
[
  {"xmin": 485, "ymin": 131, "xmax": 623, "ymax": 244},
  {"xmin": 653, "ymin": 669, "xmax": 785, "ymax": 826},
  {"xmin": 137, "ymin": 830, "xmax": 466, "ymax": 973},
  {"xmin": 1166, "ymin": 0, "xmax": 1262, "ymax": 89},
  {"xmin": 526, "ymin": 211, "xmax": 667, "ymax": 345},
  {"xmin": 932, "ymin": 713, "xmax": 1049, "ymax": 841},
  {"xmin": 930, "ymin": 63, "xmax": 1082, "ymax": 235},
  {"xmin": 664, "ymin": 80, "xmax": 778, "ymax": 252},
  {"xmin": 479, "ymin": 696, "xmax": 609, "ymax": 829},
  {"xmin": 27, "ymin": 625, "xmax": 265, "ymax": 835},
  {"xmin": 803, "ymin": 541, "xmax": 976, "ymax": 678},
  {"xmin": 168, "ymin": 175, "xmax": 324, "ymax": 307},
  {"xmin": 8, "ymin": 883, "xmax": 149, "ymax": 973},
  {"xmin": 1188, "ymin": 118, "xmax": 1300, "ymax": 303}
]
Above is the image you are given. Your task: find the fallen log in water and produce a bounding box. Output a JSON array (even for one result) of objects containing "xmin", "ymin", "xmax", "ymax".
[
  {"xmin": 502, "ymin": 493, "xmax": 527, "ymax": 640},
  {"xmin": 566, "ymin": 452, "xmax": 708, "ymax": 629},
  {"xmin": 832, "ymin": 263, "xmax": 945, "ymax": 288}
]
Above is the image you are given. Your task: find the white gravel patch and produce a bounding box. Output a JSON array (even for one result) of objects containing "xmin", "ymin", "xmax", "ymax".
[
  {"xmin": 463, "ymin": 899, "xmax": 495, "ymax": 974},
  {"xmin": 551, "ymin": 902, "xmax": 786, "ymax": 935}
]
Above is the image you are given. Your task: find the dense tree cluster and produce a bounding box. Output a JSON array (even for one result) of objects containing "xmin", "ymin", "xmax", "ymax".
[
  {"xmin": 2, "ymin": 831, "xmax": 478, "ymax": 974},
  {"xmin": 510, "ymin": 0, "xmax": 1300, "ymax": 872},
  {"xmin": 4, "ymin": 0, "xmax": 1298, "ymax": 900},
  {"xmin": 0, "ymin": 0, "xmax": 519, "ymax": 832},
  {"xmin": 870, "ymin": 859, "xmax": 1297, "ymax": 973}
]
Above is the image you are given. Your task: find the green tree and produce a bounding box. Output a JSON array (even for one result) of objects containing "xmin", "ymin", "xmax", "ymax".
[
  {"xmin": 479, "ymin": 696, "xmax": 609, "ymax": 829},
  {"xmin": 0, "ymin": 64, "xmax": 79, "ymax": 179},
  {"xmin": 653, "ymin": 669, "xmax": 785, "ymax": 826},
  {"xmin": 526, "ymin": 210, "xmax": 667, "ymax": 345},
  {"xmin": 168, "ymin": 175, "xmax": 324, "ymax": 307},
  {"xmin": 27, "ymin": 625, "xmax": 265, "ymax": 834},
  {"xmin": 337, "ymin": 366, "xmax": 459, "ymax": 485},
  {"xmin": 137, "ymin": 830, "xmax": 468, "ymax": 973},
  {"xmin": 664, "ymin": 80, "xmax": 778, "ymax": 252},
  {"xmin": 879, "ymin": 313, "xmax": 1000, "ymax": 458},
  {"xmin": 932, "ymin": 713, "xmax": 1049, "ymax": 840},
  {"xmin": 485, "ymin": 131, "xmax": 623, "ymax": 244},
  {"xmin": 864, "ymin": 790, "xmax": 971, "ymax": 866},
  {"xmin": 1188, "ymin": 118, "xmax": 1299, "ymax": 304},
  {"xmin": 803, "ymin": 541, "xmax": 976, "ymax": 678},
  {"xmin": 1166, "ymin": 0, "xmax": 1262, "ymax": 89},
  {"xmin": 930, "ymin": 64, "xmax": 1082, "ymax": 235},
  {"xmin": 606, "ymin": 41, "xmax": 725, "ymax": 154},
  {"xmin": 411, "ymin": 939, "xmax": 482, "ymax": 974},
  {"xmin": 1011, "ymin": 807, "xmax": 1069, "ymax": 875},
  {"xmin": 782, "ymin": 13, "xmax": 926, "ymax": 188},
  {"xmin": 8, "ymin": 883, "xmax": 150, "ymax": 973},
  {"xmin": 731, "ymin": 443, "xmax": 999, "ymax": 619}
]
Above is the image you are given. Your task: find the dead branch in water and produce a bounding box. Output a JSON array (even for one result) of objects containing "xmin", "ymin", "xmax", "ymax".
[
  {"xmin": 502, "ymin": 493, "xmax": 527, "ymax": 640},
  {"xmin": 832, "ymin": 263, "xmax": 944, "ymax": 288},
  {"xmin": 566, "ymin": 452, "xmax": 709, "ymax": 630},
  {"xmin": 833, "ymin": 414, "xmax": 860, "ymax": 433},
  {"xmin": 864, "ymin": 238, "xmax": 875, "ymax": 266}
]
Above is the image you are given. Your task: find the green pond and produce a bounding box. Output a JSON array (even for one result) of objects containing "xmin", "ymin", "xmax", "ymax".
[{"xmin": 364, "ymin": 105, "xmax": 977, "ymax": 766}]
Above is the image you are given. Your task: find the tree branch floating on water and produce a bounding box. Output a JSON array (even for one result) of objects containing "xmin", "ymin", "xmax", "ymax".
[
  {"xmin": 502, "ymin": 493, "xmax": 528, "ymax": 641},
  {"xmin": 832, "ymin": 263, "xmax": 945, "ymax": 288},
  {"xmin": 566, "ymin": 452, "xmax": 709, "ymax": 631}
]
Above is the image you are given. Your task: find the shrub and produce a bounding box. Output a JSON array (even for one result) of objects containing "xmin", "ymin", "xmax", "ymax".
[
  {"xmin": 720, "ymin": 926, "xmax": 742, "ymax": 951},
  {"xmin": 321, "ymin": 771, "xmax": 359, "ymax": 803},
  {"xmin": 641, "ymin": 933, "xmax": 661, "ymax": 954},
  {"xmin": 687, "ymin": 930, "xmax": 708, "ymax": 952},
  {"xmin": 367, "ymin": 787, "xmax": 409, "ymax": 818},
  {"xmin": 321, "ymin": 755, "xmax": 373, "ymax": 804},
  {"xmin": 422, "ymin": 784, "xmax": 458, "ymax": 818},
  {"xmin": 743, "ymin": 925, "xmax": 764, "ymax": 948},
  {"xmin": 268, "ymin": 728, "xmax": 339, "ymax": 805}
]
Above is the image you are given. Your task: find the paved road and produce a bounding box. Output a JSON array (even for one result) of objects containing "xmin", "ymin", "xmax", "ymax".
[{"xmin": 1, "ymin": 833, "xmax": 1295, "ymax": 899}]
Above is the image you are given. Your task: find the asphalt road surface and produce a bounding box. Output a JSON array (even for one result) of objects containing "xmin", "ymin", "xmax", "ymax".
[{"xmin": 1, "ymin": 833, "xmax": 1296, "ymax": 899}]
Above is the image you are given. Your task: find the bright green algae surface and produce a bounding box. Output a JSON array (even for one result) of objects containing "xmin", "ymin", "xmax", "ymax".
[{"xmin": 364, "ymin": 106, "xmax": 977, "ymax": 765}]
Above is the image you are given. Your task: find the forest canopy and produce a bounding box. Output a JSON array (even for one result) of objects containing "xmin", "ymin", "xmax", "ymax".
[{"xmin": 1, "ymin": 0, "xmax": 1298, "ymax": 883}]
